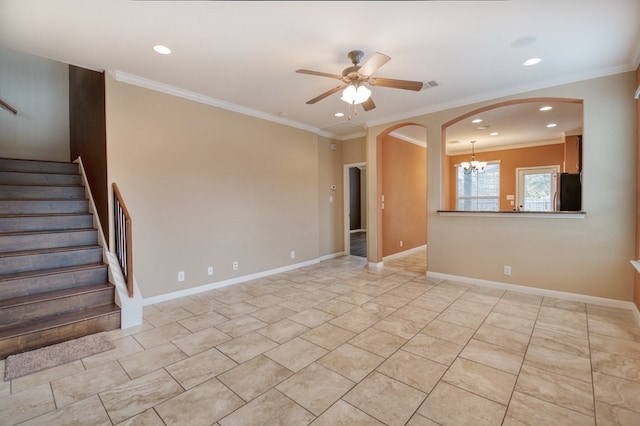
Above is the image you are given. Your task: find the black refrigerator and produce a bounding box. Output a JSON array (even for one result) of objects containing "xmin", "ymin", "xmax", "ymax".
[{"xmin": 557, "ymin": 173, "xmax": 582, "ymax": 211}]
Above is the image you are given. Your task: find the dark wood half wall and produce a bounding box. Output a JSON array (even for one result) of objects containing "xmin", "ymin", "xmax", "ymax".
[{"xmin": 69, "ymin": 66, "xmax": 108, "ymax": 244}]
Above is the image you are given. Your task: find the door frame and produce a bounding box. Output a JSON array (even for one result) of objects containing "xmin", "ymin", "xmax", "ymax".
[
  {"xmin": 344, "ymin": 162, "xmax": 366, "ymax": 256},
  {"xmin": 515, "ymin": 165, "xmax": 560, "ymax": 211}
]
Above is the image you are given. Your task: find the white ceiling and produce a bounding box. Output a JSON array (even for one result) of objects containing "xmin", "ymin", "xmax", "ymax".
[{"xmin": 1, "ymin": 1, "xmax": 638, "ymax": 144}]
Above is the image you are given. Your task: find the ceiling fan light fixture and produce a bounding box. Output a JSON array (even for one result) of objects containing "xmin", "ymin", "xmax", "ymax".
[{"xmin": 340, "ymin": 84, "xmax": 371, "ymax": 105}]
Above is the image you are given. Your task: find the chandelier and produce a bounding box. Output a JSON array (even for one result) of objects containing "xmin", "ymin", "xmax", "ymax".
[{"xmin": 460, "ymin": 141, "xmax": 487, "ymax": 174}]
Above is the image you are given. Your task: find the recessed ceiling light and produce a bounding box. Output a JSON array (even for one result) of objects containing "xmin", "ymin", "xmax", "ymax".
[
  {"xmin": 546, "ymin": 123, "xmax": 557, "ymax": 128},
  {"xmin": 490, "ymin": 132, "xmax": 499, "ymax": 136},
  {"xmin": 153, "ymin": 45, "xmax": 171, "ymax": 55},
  {"xmin": 539, "ymin": 106, "xmax": 553, "ymax": 111},
  {"xmin": 334, "ymin": 112, "xmax": 344, "ymax": 117},
  {"xmin": 471, "ymin": 119, "xmax": 482, "ymax": 124},
  {"xmin": 523, "ymin": 57, "xmax": 542, "ymax": 66}
]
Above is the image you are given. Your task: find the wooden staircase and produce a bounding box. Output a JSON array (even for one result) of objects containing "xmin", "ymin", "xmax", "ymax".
[{"xmin": 0, "ymin": 158, "xmax": 120, "ymax": 359}]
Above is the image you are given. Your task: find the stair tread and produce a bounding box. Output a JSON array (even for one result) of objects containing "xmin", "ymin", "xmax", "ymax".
[
  {"xmin": 0, "ymin": 213, "xmax": 92, "ymax": 218},
  {"xmin": 0, "ymin": 283, "xmax": 114, "ymax": 308},
  {"xmin": 0, "ymin": 228, "xmax": 96, "ymax": 237},
  {"xmin": 0, "ymin": 182, "xmax": 84, "ymax": 188},
  {"xmin": 0, "ymin": 304, "xmax": 120, "ymax": 339},
  {"xmin": 0, "ymin": 244, "xmax": 101, "ymax": 258},
  {"xmin": 0, "ymin": 263, "xmax": 106, "ymax": 282}
]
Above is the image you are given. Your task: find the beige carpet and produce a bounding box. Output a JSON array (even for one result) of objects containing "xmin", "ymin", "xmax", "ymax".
[{"xmin": 4, "ymin": 332, "xmax": 114, "ymax": 381}]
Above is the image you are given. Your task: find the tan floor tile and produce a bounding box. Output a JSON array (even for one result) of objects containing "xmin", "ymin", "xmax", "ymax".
[
  {"xmin": 256, "ymin": 318, "xmax": 310, "ymax": 344},
  {"xmin": 250, "ymin": 305, "xmax": 297, "ymax": 323},
  {"xmin": 503, "ymin": 391, "xmax": 594, "ymax": 426},
  {"xmin": 314, "ymin": 299, "xmax": 356, "ymax": 316},
  {"xmin": 301, "ymin": 323, "xmax": 356, "ymax": 350},
  {"xmin": 118, "ymin": 342, "xmax": 187, "ymax": 379},
  {"xmin": 402, "ymin": 333, "xmax": 463, "ymax": 366},
  {"xmin": 10, "ymin": 360, "xmax": 85, "ymax": 394},
  {"xmin": 330, "ymin": 310, "xmax": 381, "ymax": 333},
  {"xmin": 107, "ymin": 322, "xmax": 154, "ymax": 340},
  {"xmin": 132, "ymin": 322, "xmax": 191, "ymax": 349},
  {"xmin": 215, "ymin": 315, "xmax": 268, "ymax": 338},
  {"xmin": 588, "ymin": 317, "xmax": 640, "ymax": 342},
  {"xmin": 530, "ymin": 327, "xmax": 590, "ymax": 357},
  {"xmin": 155, "ymin": 378, "xmax": 244, "ymax": 425},
  {"xmin": 336, "ymin": 291, "xmax": 375, "ymax": 306},
  {"xmin": 492, "ymin": 300, "xmax": 540, "ymax": 320},
  {"xmin": 595, "ymin": 400, "xmax": 640, "ymax": 425},
  {"xmin": 406, "ymin": 413, "xmax": 440, "ymax": 426},
  {"xmin": 246, "ymin": 294, "xmax": 287, "ymax": 308},
  {"xmin": 178, "ymin": 310, "xmax": 229, "ymax": 333},
  {"xmin": 473, "ymin": 323, "xmax": 530, "ymax": 354},
  {"xmin": 393, "ymin": 305, "xmax": 439, "ymax": 326},
  {"xmin": 217, "ymin": 332, "xmax": 279, "ymax": 364},
  {"xmin": 590, "ymin": 333, "xmax": 640, "ymax": 360},
  {"xmin": 377, "ymin": 350, "xmax": 447, "ymax": 394},
  {"xmin": 219, "ymin": 389, "xmax": 315, "ymax": 425},
  {"xmin": 437, "ymin": 307, "xmax": 486, "ymax": 329},
  {"xmin": 213, "ymin": 301, "xmax": 258, "ymax": 319},
  {"xmin": 349, "ymin": 327, "xmax": 406, "ymax": 357},
  {"xmin": 0, "ymin": 383, "xmax": 55, "ymax": 425},
  {"xmin": 115, "ymin": 408, "xmax": 165, "ymax": 425},
  {"xmin": 371, "ymin": 293, "xmax": 411, "ymax": 308},
  {"xmin": 593, "ymin": 371, "xmax": 640, "ymax": 413},
  {"xmin": 100, "ymin": 369, "xmax": 182, "ymax": 424},
  {"xmin": 344, "ymin": 371, "xmax": 427, "ymax": 426},
  {"xmin": 144, "ymin": 306, "xmax": 193, "ymax": 327},
  {"xmin": 449, "ymin": 298, "xmax": 494, "ymax": 317},
  {"xmin": 51, "ymin": 360, "xmax": 129, "ymax": 407},
  {"xmin": 289, "ymin": 308, "xmax": 335, "ymax": 328},
  {"xmin": 460, "ymin": 288, "xmax": 503, "ymax": 305},
  {"xmin": 460, "ymin": 339, "xmax": 524, "ymax": 375},
  {"xmin": 213, "ymin": 290, "xmax": 253, "ymax": 305},
  {"xmin": 409, "ymin": 295, "xmax": 451, "ymax": 313},
  {"xmin": 485, "ymin": 311, "xmax": 535, "ymax": 334},
  {"xmin": 165, "ymin": 347, "xmax": 237, "ymax": 389},
  {"xmin": 501, "ymin": 291, "xmax": 543, "ymax": 306},
  {"xmin": 443, "ymin": 357, "xmax": 516, "ymax": 405},
  {"xmin": 516, "ymin": 364, "xmax": 594, "ymax": 416},
  {"xmin": 418, "ymin": 381, "xmax": 506, "ymax": 425},
  {"xmin": 587, "ymin": 304, "xmax": 638, "ymax": 326},
  {"xmin": 421, "ymin": 319, "xmax": 475, "ymax": 345},
  {"xmin": 218, "ymin": 355, "xmax": 293, "ymax": 401},
  {"xmin": 310, "ymin": 399, "xmax": 385, "ymax": 425},
  {"xmin": 535, "ymin": 314, "xmax": 588, "ymax": 339},
  {"xmin": 317, "ymin": 343, "xmax": 384, "ymax": 382},
  {"xmin": 302, "ymin": 289, "xmax": 339, "ymax": 303},
  {"xmin": 373, "ymin": 315, "xmax": 424, "ymax": 339},
  {"xmin": 524, "ymin": 345, "xmax": 592, "ymax": 382},
  {"xmin": 265, "ymin": 337, "xmax": 328, "ymax": 372},
  {"xmin": 171, "ymin": 326, "xmax": 232, "ymax": 355},
  {"xmin": 542, "ymin": 297, "xmax": 586, "ymax": 312},
  {"xmin": 591, "ymin": 350, "xmax": 640, "ymax": 381},
  {"xmin": 277, "ymin": 296, "xmax": 318, "ymax": 312},
  {"xmin": 82, "ymin": 335, "xmax": 144, "ymax": 370},
  {"xmin": 277, "ymin": 363, "xmax": 354, "ymax": 415},
  {"xmin": 20, "ymin": 394, "xmax": 111, "ymax": 426},
  {"xmin": 424, "ymin": 287, "xmax": 465, "ymax": 303}
]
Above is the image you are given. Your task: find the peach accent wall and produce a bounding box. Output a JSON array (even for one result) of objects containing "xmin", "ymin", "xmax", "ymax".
[
  {"xmin": 635, "ymin": 63, "xmax": 640, "ymax": 310},
  {"xmin": 447, "ymin": 143, "xmax": 564, "ymax": 211},
  {"xmin": 381, "ymin": 135, "xmax": 427, "ymax": 257}
]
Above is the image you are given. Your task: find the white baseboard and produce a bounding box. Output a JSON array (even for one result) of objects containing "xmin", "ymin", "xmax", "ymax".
[
  {"xmin": 427, "ymin": 271, "xmax": 640, "ymax": 324},
  {"xmin": 143, "ymin": 258, "xmax": 320, "ymax": 306},
  {"xmin": 319, "ymin": 251, "xmax": 345, "ymax": 261}
]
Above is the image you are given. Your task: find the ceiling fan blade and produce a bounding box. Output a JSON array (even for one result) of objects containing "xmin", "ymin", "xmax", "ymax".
[
  {"xmin": 368, "ymin": 77, "xmax": 424, "ymax": 91},
  {"xmin": 362, "ymin": 97, "xmax": 376, "ymax": 111},
  {"xmin": 306, "ymin": 85, "xmax": 347, "ymax": 104},
  {"xmin": 296, "ymin": 69, "xmax": 342, "ymax": 80},
  {"xmin": 358, "ymin": 52, "xmax": 391, "ymax": 77}
]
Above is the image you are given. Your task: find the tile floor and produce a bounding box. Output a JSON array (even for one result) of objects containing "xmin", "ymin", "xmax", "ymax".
[{"xmin": 1, "ymin": 250, "xmax": 640, "ymax": 425}]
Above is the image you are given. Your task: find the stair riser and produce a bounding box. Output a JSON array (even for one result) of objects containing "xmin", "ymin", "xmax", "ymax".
[
  {"xmin": 0, "ymin": 214, "xmax": 93, "ymax": 233},
  {"xmin": 0, "ymin": 171, "xmax": 81, "ymax": 186},
  {"xmin": 0, "ymin": 266, "xmax": 108, "ymax": 299},
  {"xmin": 0, "ymin": 185, "xmax": 85, "ymax": 200},
  {"xmin": 0, "ymin": 248, "xmax": 103, "ymax": 275},
  {"xmin": 0, "ymin": 311, "xmax": 121, "ymax": 359},
  {"xmin": 0, "ymin": 230, "xmax": 98, "ymax": 253},
  {"xmin": 0, "ymin": 159, "xmax": 78, "ymax": 174},
  {"xmin": 0, "ymin": 200, "xmax": 89, "ymax": 214},
  {"xmin": 0, "ymin": 287, "xmax": 115, "ymax": 326}
]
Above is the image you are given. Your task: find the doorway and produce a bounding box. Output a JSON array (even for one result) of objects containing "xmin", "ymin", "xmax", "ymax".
[{"xmin": 344, "ymin": 163, "xmax": 367, "ymax": 257}]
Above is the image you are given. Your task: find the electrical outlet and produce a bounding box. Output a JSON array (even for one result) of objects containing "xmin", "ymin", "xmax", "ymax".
[
  {"xmin": 232, "ymin": 261, "xmax": 239, "ymax": 271},
  {"xmin": 290, "ymin": 251, "xmax": 295, "ymax": 259},
  {"xmin": 503, "ymin": 265, "xmax": 512, "ymax": 276},
  {"xmin": 178, "ymin": 271, "xmax": 185, "ymax": 282},
  {"xmin": 400, "ymin": 240, "xmax": 403, "ymax": 247},
  {"xmin": 207, "ymin": 266, "xmax": 214, "ymax": 276}
]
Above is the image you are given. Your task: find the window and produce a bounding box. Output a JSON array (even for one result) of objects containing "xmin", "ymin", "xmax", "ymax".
[
  {"xmin": 456, "ymin": 162, "xmax": 500, "ymax": 211},
  {"xmin": 516, "ymin": 166, "xmax": 560, "ymax": 211}
]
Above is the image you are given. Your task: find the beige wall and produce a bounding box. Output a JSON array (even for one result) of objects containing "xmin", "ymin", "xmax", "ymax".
[
  {"xmin": 105, "ymin": 75, "xmax": 323, "ymax": 298},
  {"xmin": 318, "ymin": 137, "xmax": 344, "ymax": 257},
  {"xmin": 369, "ymin": 73, "xmax": 637, "ymax": 301},
  {"xmin": 0, "ymin": 48, "xmax": 69, "ymax": 161},
  {"xmin": 342, "ymin": 136, "xmax": 366, "ymax": 164}
]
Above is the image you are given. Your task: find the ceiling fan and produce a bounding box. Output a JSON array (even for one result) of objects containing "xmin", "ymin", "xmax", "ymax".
[{"xmin": 296, "ymin": 50, "xmax": 424, "ymax": 111}]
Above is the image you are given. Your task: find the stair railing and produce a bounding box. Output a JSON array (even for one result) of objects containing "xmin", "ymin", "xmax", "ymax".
[
  {"xmin": 0, "ymin": 98, "xmax": 17, "ymax": 115},
  {"xmin": 112, "ymin": 183, "xmax": 134, "ymax": 297}
]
